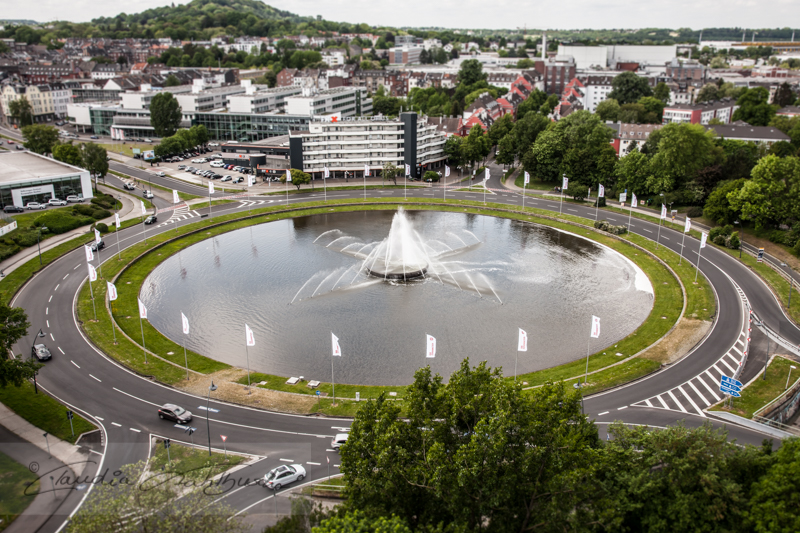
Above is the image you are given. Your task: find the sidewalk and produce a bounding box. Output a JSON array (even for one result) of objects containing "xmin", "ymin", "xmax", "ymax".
[{"xmin": 0, "ymin": 184, "xmax": 139, "ymax": 280}]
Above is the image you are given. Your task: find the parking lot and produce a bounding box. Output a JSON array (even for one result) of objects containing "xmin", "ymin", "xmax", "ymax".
[{"xmin": 144, "ymin": 150, "xmax": 272, "ymax": 192}]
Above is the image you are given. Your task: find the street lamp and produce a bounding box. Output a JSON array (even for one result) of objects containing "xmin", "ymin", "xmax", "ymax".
[
  {"xmin": 734, "ymin": 220, "xmax": 742, "ymax": 258},
  {"xmin": 206, "ymin": 380, "xmax": 217, "ymax": 456},
  {"xmin": 35, "ymin": 226, "xmax": 49, "ymax": 266},
  {"xmin": 30, "ymin": 328, "xmax": 46, "ymax": 394}
]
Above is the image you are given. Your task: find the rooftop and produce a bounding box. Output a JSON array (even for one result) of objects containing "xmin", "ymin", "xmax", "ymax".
[
  {"xmin": 706, "ymin": 124, "xmax": 790, "ymax": 141},
  {"xmin": 0, "ymin": 151, "xmax": 87, "ymax": 183}
]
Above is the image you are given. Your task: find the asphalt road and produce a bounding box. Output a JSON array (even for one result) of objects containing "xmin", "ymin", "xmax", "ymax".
[{"xmin": 3, "ymin": 134, "xmax": 800, "ymax": 528}]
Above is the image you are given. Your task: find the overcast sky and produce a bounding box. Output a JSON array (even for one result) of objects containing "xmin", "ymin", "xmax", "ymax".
[{"xmin": 7, "ymin": 0, "xmax": 799, "ymax": 31}]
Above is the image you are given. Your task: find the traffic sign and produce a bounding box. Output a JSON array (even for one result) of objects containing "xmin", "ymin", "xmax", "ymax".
[
  {"xmin": 316, "ymin": 390, "xmax": 321, "ymax": 396},
  {"xmin": 720, "ymin": 375, "xmax": 743, "ymax": 389},
  {"xmin": 719, "ymin": 385, "xmax": 741, "ymax": 397},
  {"xmin": 220, "ymin": 435, "xmax": 227, "ymax": 442},
  {"xmin": 757, "ymin": 248, "xmax": 765, "ymax": 263},
  {"xmin": 164, "ymin": 438, "xmax": 171, "ymax": 449},
  {"xmin": 66, "ymin": 410, "xmax": 73, "ymax": 420}
]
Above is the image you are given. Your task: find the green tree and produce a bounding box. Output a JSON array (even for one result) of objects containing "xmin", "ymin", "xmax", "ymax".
[
  {"xmin": 595, "ymin": 98, "xmax": 620, "ymax": 122},
  {"xmin": 646, "ymin": 123, "xmax": 719, "ymax": 193},
  {"xmin": 695, "ymin": 83, "xmax": 720, "ymax": 103},
  {"xmin": 496, "ymin": 133, "xmax": 516, "ymax": 166},
  {"xmin": 0, "ymin": 302, "xmax": 39, "ymax": 389},
  {"xmin": 340, "ymin": 360, "xmax": 599, "ymax": 531},
  {"xmin": 773, "ymin": 82, "xmax": 796, "ymax": 108},
  {"xmin": 614, "ymin": 147, "xmax": 650, "ymax": 194},
  {"xmin": 733, "ymin": 87, "xmax": 777, "ymax": 126},
  {"xmin": 457, "ymin": 58, "xmax": 486, "ymax": 86},
  {"xmin": 515, "ymin": 89, "xmax": 548, "ymax": 119},
  {"xmin": 21, "ymin": 124, "xmax": 59, "ymax": 155},
  {"xmin": 461, "ymin": 125, "xmax": 489, "ymax": 167},
  {"xmin": 382, "ymin": 162, "xmax": 398, "ymax": 186},
  {"xmin": 653, "ymin": 81, "xmax": 671, "ymax": 104},
  {"xmin": 81, "ymin": 143, "xmax": 109, "ymax": 184},
  {"xmin": 746, "ymin": 438, "xmax": 800, "ymax": 533},
  {"xmin": 728, "ymin": 155, "xmax": 800, "ymax": 229},
  {"xmin": 282, "ymin": 168, "xmax": 311, "ymax": 190},
  {"xmin": 190, "ymin": 124, "xmax": 210, "ymax": 146},
  {"xmin": 443, "ymin": 135, "xmax": 464, "ymax": 168},
  {"xmin": 423, "ymin": 170, "xmax": 439, "ymax": 182},
  {"xmin": 164, "ymin": 74, "xmax": 181, "ymax": 87},
  {"xmin": 607, "ymin": 71, "xmax": 653, "ymax": 104},
  {"xmin": 703, "ymin": 179, "xmax": 746, "ymax": 225},
  {"xmin": 316, "ymin": 511, "xmax": 411, "ymax": 533},
  {"xmin": 53, "ymin": 142, "xmax": 83, "ymax": 167},
  {"xmin": 486, "ymin": 114, "xmax": 513, "ymax": 147},
  {"xmin": 513, "ymin": 111, "xmax": 550, "ymax": 158},
  {"xmin": 8, "ymin": 97, "xmax": 33, "ymax": 127},
  {"xmin": 256, "ymin": 70, "xmax": 277, "ymax": 88},
  {"xmin": 638, "ymin": 96, "xmax": 665, "ymax": 122},
  {"xmin": 149, "ymin": 92, "xmax": 182, "ymax": 137}
]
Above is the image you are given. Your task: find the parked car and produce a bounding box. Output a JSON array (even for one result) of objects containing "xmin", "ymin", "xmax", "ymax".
[
  {"xmin": 25, "ymin": 202, "xmax": 46, "ymax": 210},
  {"xmin": 144, "ymin": 215, "xmax": 157, "ymax": 224},
  {"xmin": 221, "ymin": 175, "xmax": 232, "ymax": 182},
  {"xmin": 232, "ymin": 176, "xmax": 243, "ymax": 184},
  {"xmin": 261, "ymin": 464, "xmax": 305, "ymax": 490},
  {"xmin": 66, "ymin": 195, "xmax": 83, "ymax": 203},
  {"xmin": 331, "ymin": 433, "xmax": 349, "ymax": 450},
  {"xmin": 90, "ymin": 240, "xmax": 105, "ymax": 251},
  {"xmin": 143, "ymin": 190, "xmax": 154, "ymax": 199},
  {"xmin": 144, "ymin": 138, "xmax": 153, "ymax": 143},
  {"xmin": 210, "ymin": 161, "xmax": 224, "ymax": 168},
  {"xmin": 157, "ymin": 403, "xmax": 192, "ymax": 424},
  {"xmin": 6, "ymin": 140, "xmax": 14, "ymax": 144},
  {"xmin": 178, "ymin": 165, "xmax": 186, "ymax": 170},
  {"xmin": 31, "ymin": 344, "xmax": 52, "ymax": 361},
  {"xmin": 3, "ymin": 205, "xmax": 24, "ymax": 213},
  {"xmin": 208, "ymin": 142, "xmax": 219, "ymax": 147},
  {"xmin": 48, "ymin": 198, "xmax": 67, "ymax": 206},
  {"xmin": 90, "ymin": 135, "xmax": 99, "ymax": 139}
]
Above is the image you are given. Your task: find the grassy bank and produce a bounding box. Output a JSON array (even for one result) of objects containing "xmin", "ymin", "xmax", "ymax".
[
  {"xmin": 260, "ymin": 184, "xmax": 429, "ymax": 196},
  {"xmin": 149, "ymin": 439, "xmax": 243, "ymax": 483},
  {"xmin": 0, "ymin": 450, "xmax": 39, "ymax": 532},
  {"xmin": 0, "ymin": 382, "xmax": 95, "ymax": 444},
  {"xmin": 710, "ymin": 356, "xmax": 799, "ymax": 419},
  {"xmin": 74, "ymin": 198, "xmax": 700, "ymax": 417}
]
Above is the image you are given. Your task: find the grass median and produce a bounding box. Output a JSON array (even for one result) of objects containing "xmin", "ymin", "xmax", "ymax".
[
  {"xmin": 149, "ymin": 438, "xmax": 243, "ymax": 483},
  {"xmin": 0, "ymin": 381, "xmax": 95, "ymax": 444},
  {"xmin": 0, "ymin": 450, "xmax": 40, "ymax": 530},
  {"xmin": 72, "ymin": 197, "xmax": 702, "ymax": 416},
  {"xmin": 710, "ymin": 356, "xmax": 798, "ymax": 419}
]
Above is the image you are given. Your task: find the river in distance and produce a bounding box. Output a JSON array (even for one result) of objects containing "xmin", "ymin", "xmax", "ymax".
[{"xmin": 141, "ymin": 210, "xmax": 654, "ymax": 385}]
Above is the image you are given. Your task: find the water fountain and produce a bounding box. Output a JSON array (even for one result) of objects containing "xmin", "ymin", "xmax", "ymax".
[{"xmin": 364, "ymin": 209, "xmax": 429, "ymax": 280}]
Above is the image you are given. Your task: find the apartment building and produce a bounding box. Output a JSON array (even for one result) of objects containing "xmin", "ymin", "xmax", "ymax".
[
  {"xmin": 1, "ymin": 83, "xmax": 72, "ymax": 123},
  {"xmin": 662, "ymin": 98, "xmax": 739, "ymax": 125},
  {"xmin": 288, "ymin": 112, "xmax": 446, "ymax": 179}
]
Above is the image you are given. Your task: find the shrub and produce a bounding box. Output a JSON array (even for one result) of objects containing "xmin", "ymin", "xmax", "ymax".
[
  {"xmin": 90, "ymin": 195, "xmax": 117, "ymax": 210},
  {"xmin": 713, "ymin": 235, "xmax": 727, "ymax": 246},
  {"xmin": 793, "ymin": 239, "xmax": 800, "ymax": 258},
  {"xmin": 33, "ymin": 211, "xmax": 86, "ymax": 234},
  {"xmin": 726, "ymin": 232, "xmax": 740, "ymax": 250},
  {"xmin": 686, "ymin": 206, "xmax": 704, "ymax": 218},
  {"xmin": 594, "ymin": 197, "xmax": 607, "ymax": 208},
  {"xmin": 570, "ymin": 184, "xmax": 589, "ymax": 201},
  {"xmin": 91, "ymin": 209, "xmax": 111, "ymax": 220},
  {"xmin": 709, "ymin": 225, "xmax": 733, "ymax": 242},
  {"xmin": 767, "ymin": 230, "xmax": 786, "ymax": 245},
  {"xmin": 72, "ymin": 204, "xmax": 96, "ymax": 217},
  {"xmin": 594, "ymin": 219, "xmax": 628, "ymax": 235},
  {"xmin": 12, "ymin": 229, "xmax": 39, "ymax": 247},
  {"xmin": 94, "ymin": 222, "xmax": 109, "ymax": 233},
  {"xmin": 0, "ymin": 243, "xmax": 21, "ymax": 261}
]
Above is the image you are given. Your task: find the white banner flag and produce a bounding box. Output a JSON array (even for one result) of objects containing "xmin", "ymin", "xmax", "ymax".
[
  {"xmin": 598, "ymin": 184, "xmax": 605, "ymax": 198},
  {"xmin": 106, "ymin": 281, "xmax": 117, "ymax": 301},
  {"xmin": 209, "ymin": 181, "xmax": 215, "ymax": 194},
  {"xmin": 286, "ymin": 169, "xmax": 292, "ymax": 182},
  {"xmin": 700, "ymin": 232, "xmax": 708, "ymax": 249},
  {"xmin": 138, "ymin": 298, "xmax": 147, "ymax": 319},
  {"xmin": 245, "ymin": 324, "xmax": 255, "ymax": 347},
  {"xmin": 84, "ymin": 245, "xmax": 94, "ymax": 262},
  {"xmin": 631, "ymin": 193, "xmax": 637, "ymax": 206},
  {"xmin": 661, "ymin": 204, "xmax": 667, "ymax": 220},
  {"xmin": 405, "ymin": 164, "xmax": 410, "ymax": 176},
  {"xmin": 88, "ymin": 263, "xmax": 97, "ymax": 282},
  {"xmin": 331, "ymin": 332, "xmax": 341, "ymax": 356},
  {"xmin": 484, "ymin": 168, "xmax": 490, "ymax": 180},
  {"xmin": 364, "ymin": 164, "xmax": 370, "ymax": 177},
  {"xmin": 518, "ymin": 328, "xmax": 528, "ymax": 352},
  {"xmin": 115, "ymin": 213, "xmax": 121, "ymax": 228},
  {"xmin": 426, "ymin": 334, "xmax": 436, "ymax": 358},
  {"xmin": 172, "ymin": 190, "xmax": 180, "ymax": 204},
  {"xmin": 181, "ymin": 312, "xmax": 190, "ymax": 335},
  {"xmin": 562, "ymin": 175, "xmax": 568, "ymax": 190},
  {"xmin": 619, "ymin": 192, "xmax": 627, "ymax": 203},
  {"xmin": 524, "ymin": 171, "xmax": 530, "ymax": 185},
  {"xmin": 684, "ymin": 217, "xmax": 691, "ymax": 233},
  {"xmin": 140, "ymin": 200, "xmax": 147, "ymax": 215},
  {"xmin": 590, "ymin": 315, "xmax": 601, "ymax": 338},
  {"xmin": 445, "ymin": 165, "xmax": 451, "ymax": 177},
  {"xmin": 94, "ymin": 228, "xmax": 102, "ymax": 244},
  {"xmin": 324, "ymin": 167, "xmax": 330, "ymax": 179},
  {"xmin": 248, "ymin": 175, "xmax": 255, "ymax": 187}
]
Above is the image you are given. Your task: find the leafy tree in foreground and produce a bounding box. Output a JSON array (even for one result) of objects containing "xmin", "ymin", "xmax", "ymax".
[
  {"xmin": 21, "ymin": 124, "xmax": 59, "ymax": 155},
  {"xmin": 53, "ymin": 142, "xmax": 83, "ymax": 167},
  {"xmin": 703, "ymin": 179, "xmax": 746, "ymax": 225},
  {"xmin": 645, "ymin": 122, "xmax": 719, "ymax": 194},
  {"xmin": 746, "ymin": 438, "xmax": 800, "ymax": 533},
  {"xmin": 382, "ymin": 162, "xmax": 398, "ymax": 186},
  {"xmin": 81, "ymin": 142, "xmax": 109, "ymax": 184},
  {"xmin": 0, "ymin": 302, "xmax": 39, "ymax": 388},
  {"xmin": 595, "ymin": 98, "xmax": 620, "ymax": 122},
  {"xmin": 614, "ymin": 147, "xmax": 650, "ymax": 194},
  {"xmin": 282, "ymin": 168, "xmax": 311, "ymax": 190},
  {"xmin": 8, "ymin": 97, "xmax": 33, "ymax": 127},
  {"xmin": 733, "ymin": 87, "xmax": 776, "ymax": 127},
  {"xmin": 727, "ymin": 155, "xmax": 800, "ymax": 229},
  {"xmin": 149, "ymin": 92, "xmax": 182, "ymax": 138}
]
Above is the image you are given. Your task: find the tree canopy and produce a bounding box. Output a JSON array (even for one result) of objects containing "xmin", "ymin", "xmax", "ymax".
[
  {"xmin": 149, "ymin": 92, "xmax": 183, "ymax": 137},
  {"xmin": 607, "ymin": 72, "xmax": 653, "ymax": 104},
  {"xmin": 21, "ymin": 124, "xmax": 59, "ymax": 155}
]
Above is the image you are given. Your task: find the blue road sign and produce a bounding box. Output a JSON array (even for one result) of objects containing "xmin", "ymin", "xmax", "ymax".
[
  {"xmin": 721, "ymin": 375, "xmax": 743, "ymax": 389},
  {"xmin": 316, "ymin": 390, "xmax": 321, "ymax": 396},
  {"xmin": 719, "ymin": 385, "xmax": 742, "ymax": 397}
]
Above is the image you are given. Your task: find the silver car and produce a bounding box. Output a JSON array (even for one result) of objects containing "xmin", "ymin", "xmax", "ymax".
[{"xmin": 262, "ymin": 464, "xmax": 306, "ymax": 490}]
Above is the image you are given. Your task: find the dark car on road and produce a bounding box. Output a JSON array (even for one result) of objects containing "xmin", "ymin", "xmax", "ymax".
[
  {"xmin": 158, "ymin": 403, "xmax": 192, "ymax": 423},
  {"xmin": 90, "ymin": 240, "xmax": 105, "ymax": 251},
  {"xmin": 3, "ymin": 205, "xmax": 24, "ymax": 213},
  {"xmin": 144, "ymin": 215, "xmax": 157, "ymax": 224},
  {"xmin": 31, "ymin": 344, "xmax": 52, "ymax": 361}
]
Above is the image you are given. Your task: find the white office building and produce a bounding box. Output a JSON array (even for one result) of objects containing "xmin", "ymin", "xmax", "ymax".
[
  {"xmin": 0, "ymin": 151, "xmax": 93, "ymax": 208},
  {"xmin": 285, "ymin": 87, "xmax": 372, "ymax": 118},
  {"xmin": 228, "ymin": 83, "xmax": 303, "ymax": 114}
]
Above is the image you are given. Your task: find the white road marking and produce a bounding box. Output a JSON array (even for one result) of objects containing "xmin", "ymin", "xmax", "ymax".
[
  {"xmin": 712, "ymin": 364, "xmax": 726, "ymax": 376},
  {"xmin": 46, "ymin": 308, "xmax": 48, "ymax": 315},
  {"xmin": 71, "ymin": 360, "xmax": 79, "ymax": 368},
  {"xmin": 279, "ymin": 458, "xmax": 293, "ymax": 462},
  {"xmin": 334, "ymin": 464, "xmax": 340, "ymax": 468},
  {"xmin": 50, "ymin": 333, "xmax": 55, "ymax": 341},
  {"xmin": 701, "ymin": 372, "xmax": 722, "ymax": 401},
  {"xmin": 89, "ymin": 374, "xmax": 101, "ymax": 382},
  {"xmin": 63, "ymin": 274, "xmax": 69, "ymax": 280},
  {"xmin": 111, "ymin": 422, "xmax": 121, "ymax": 427},
  {"xmin": 597, "ymin": 411, "xmax": 609, "ymax": 416},
  {"xmin": 306, "ymin": 462, "xmax": 321, "ymax": 466},
  {"xmin": 644, "ymin": 399, "xmax": 654, "ymax": 407},
  {"xmin": 130, "ymin": 428, "xmax": 141, "ymax": 433},
  {"xmin": 47, "ymin": 320, "xmax": 50, "ymax": 328},
  {"xmin": 617, "ymin": 406, "xmax": 628, "ymax": 410},
  {"xmin": 720, "ymin": 358, "xmax": 736, "ymax": 374},
  {"xmin": 678, "ymin": 385, "xmax": 705, "ymax": 416},
  {"xmin": 49, "ymin": 295, "xmax": 53, "ymax": 302},
  {"xmin": 58, "ymin": 347, "xmax": 64, "ymax": 354},
  {"xmin": 657, "ymin": 395, "xmax": 670, "ymax": 409},
  {"xmin": 74, "ymin": 264, "xmax": 80, "ymax": 270},
  {"xmin": 642, "ymin": 229, "xmax": 653, "ymax": 233},
  {"xmin": 55, "ymin": 284, "xmax": 59, "ymax": 291},
  {"xmin": 687, "ymin": 380, "xmax": 711, "ymax": 406},
  {"xmin": 666, "ymin": 389, "xmax": 688, "ymax": 413},
  {"xmin": 96, "ymin": 417, "xmax": 104, "ymax": 421},
  {"xmin": 567, "ymin": 208, "xmax": 578, "ymax": 212}
]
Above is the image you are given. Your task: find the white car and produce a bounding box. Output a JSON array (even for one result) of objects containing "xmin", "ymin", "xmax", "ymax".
[
  {"xmin": 191, "ymin": 159, "xmax": 203, "ymax": 164},
  {"xmin": 221, "ymin": 175, "xmax": 232, "ymax": 182},
  {"xmin": 331, "ymin": 433, "xmax": 349, "ymax": 450},
  {"xmin": 210, "ymin": 161, "xmax": 224, "ymax": 168},
  {"xmin": 208, "ymin": 142, "xmax": 219, "ymax": 147},
  {"xmin": 143, "ymin": 190, "xmax": 154, "ymax": 199},
  {"xmin": 155, "ymin": 171, "xmax": 165, "ymax": 177},
  {"xmin": 48, "ymin": 198, "xmax": 67, "ymax": 206},
  {"xmin": 262, "ymin": 464, "xmax": 306, "ymax": 490},
  {"xmin": 66, "ymin": 195, "xmax": 83, "ymax": 203},
  {"xmin": 25, "ymin": 202, "xmax": 46, "ymax": 210}
]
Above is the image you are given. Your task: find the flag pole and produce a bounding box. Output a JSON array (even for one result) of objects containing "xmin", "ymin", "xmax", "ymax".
[
  {"xmin": 559, "ymin": 186, "xmax": 563, "ymax": 214},
  {"xmin": 695, "ymin": 244, "xmax": 704, "ymax": 282},
  {"xmin": 208, "ymin": 183, "xmax": 212, "ymax": 220},
  {"xmin": 109, "ymin": 300, "xmax": 117, "ymax": 344},
  {"xmin": 585, "ymin": 337, "xmax": 591, "ymax": 384},
  {"xmin": 324, "ymin": 171, "xmax": 327, "ymax": 202},
  {"xmin": 331, "ymin": 351, "xmax": 335, "ymax": 406},
  {"xmin": 89, "ymin": 278, "xmax": 97, "ymax": 321},
  {"xmin": 627, "ymin": 196, "xmax": 634, "ymax": 231},
  {"xmin": 363, "ymin": 168, "xmax": 367, "ymax": 200},
  {"xmin": 183, "ymin": 338, "xmax": 189, "ymax": 380},
  {"xmin": 138, "ymin": 312, "xmax": 147, "ymax": 364},
  {"xmin": 245, "ymin": 344, "xmax": 251, "ymax": 394},
  {"xmin": 679, "ymin": 231, "xmax": 687, "ymax": 265},
  {"xmin": 656, "ymin": 216, "xmax": 663, "ymax": 249}
]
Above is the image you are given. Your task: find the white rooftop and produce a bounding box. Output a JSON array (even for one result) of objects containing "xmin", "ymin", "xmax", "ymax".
[{"xmin": 0, "ymin": 151, "xmax": 87, "ymax": 183}]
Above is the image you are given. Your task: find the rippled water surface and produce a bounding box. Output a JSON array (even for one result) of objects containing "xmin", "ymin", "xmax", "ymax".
[{"xmin": 141, "ymin": 210, "xmax": 654, "ymax": 385}]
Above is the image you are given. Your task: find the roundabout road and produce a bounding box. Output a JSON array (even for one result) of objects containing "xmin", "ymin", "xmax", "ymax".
[{"xmin": 8, "ymin": 156, "xmax": 800, "ymax": 530}]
